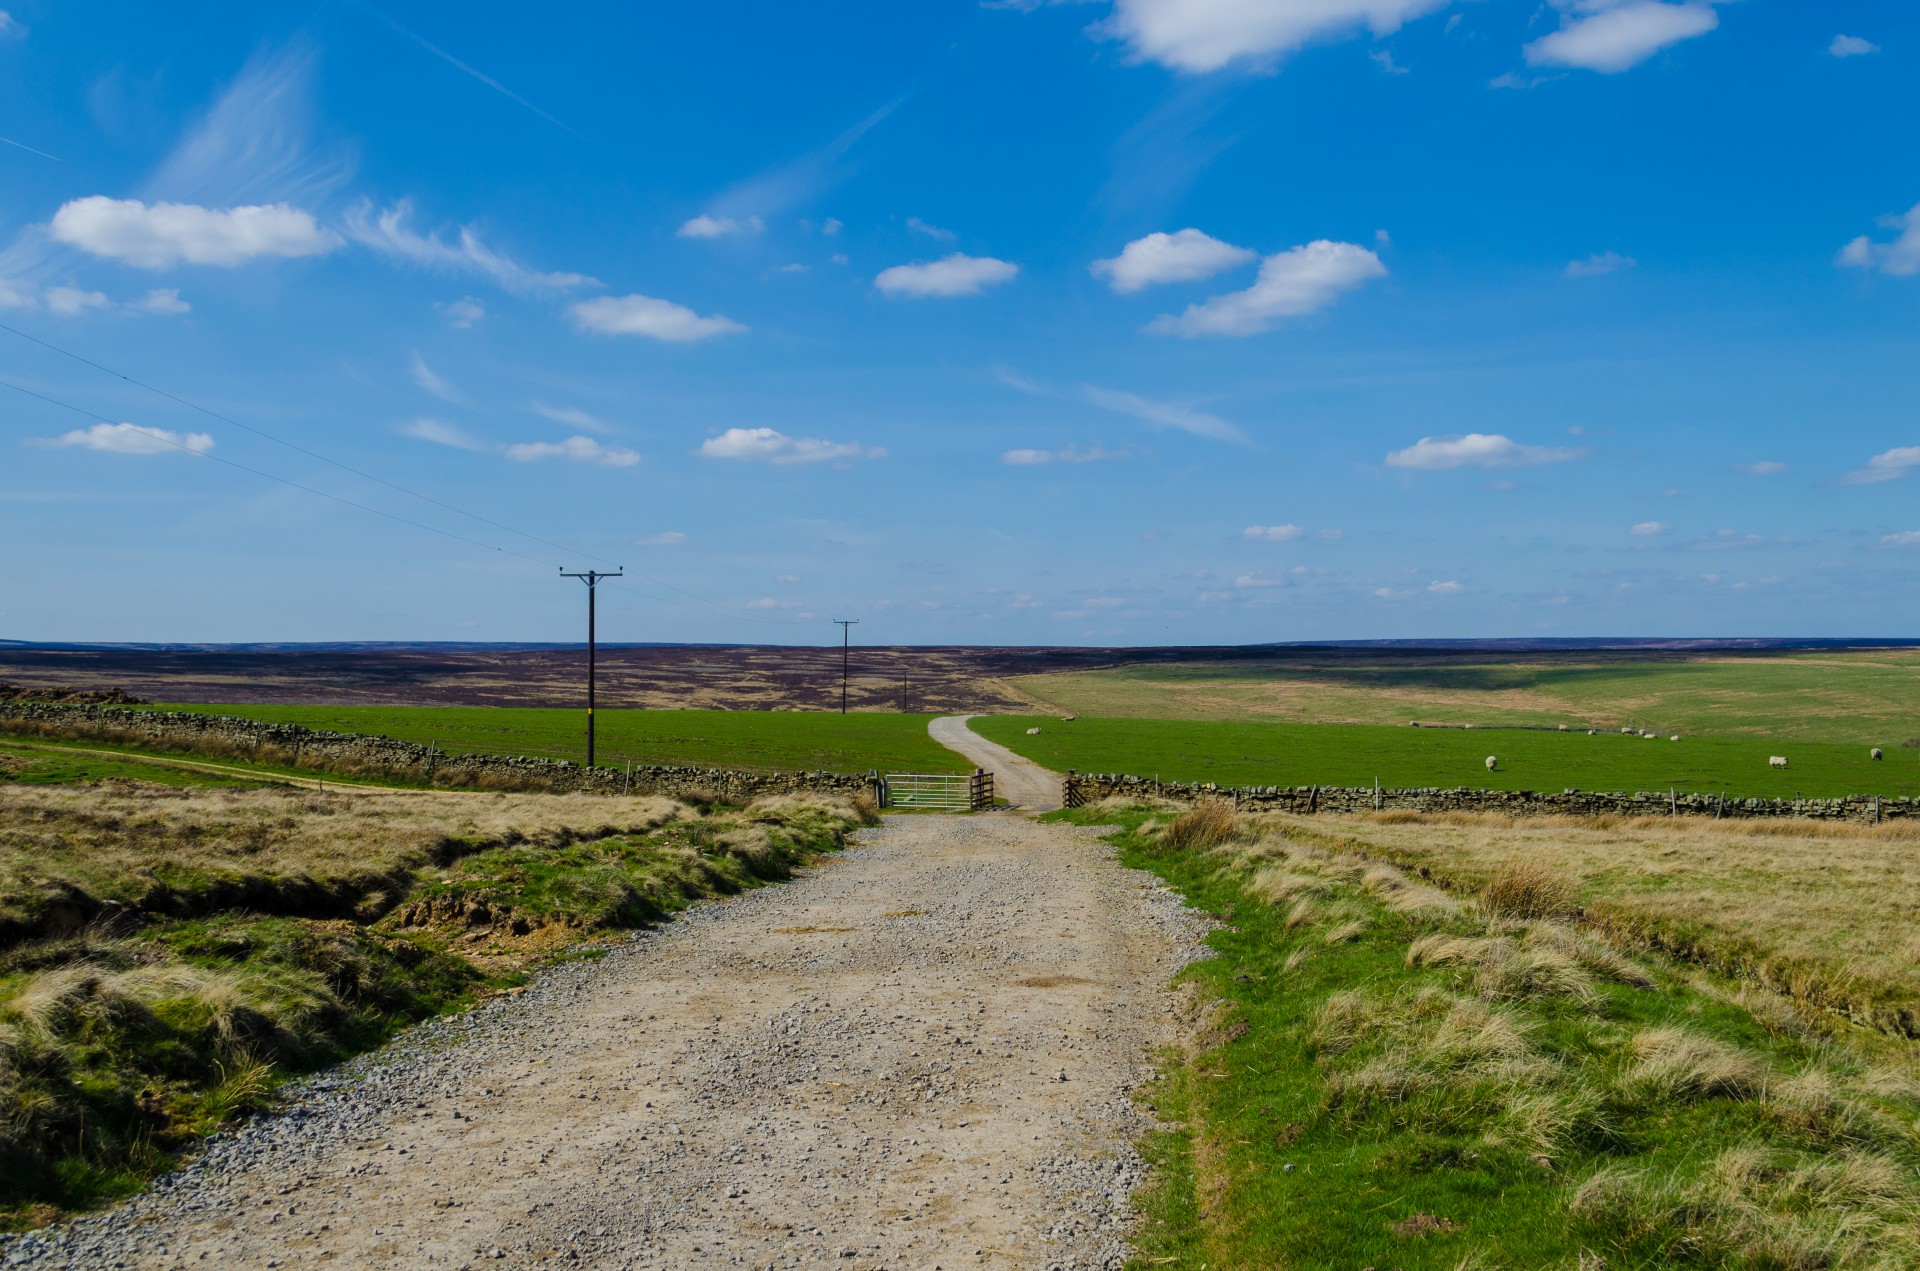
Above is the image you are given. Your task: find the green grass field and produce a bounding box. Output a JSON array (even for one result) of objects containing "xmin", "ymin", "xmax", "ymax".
[
  {"xmin": 1012, "ymin": 649, "xmax": 1920, "ymax": 743},
  {"xmin": 0, "ymin": 738, "xmax": 278, "ymax": 789},
  {"xmin": 152, "ymin": 705, "xmax": 970, "ymax": 776},
  {"xmin": 975, "ymin": 715, "xmax": 1920, "ymax": 798}
]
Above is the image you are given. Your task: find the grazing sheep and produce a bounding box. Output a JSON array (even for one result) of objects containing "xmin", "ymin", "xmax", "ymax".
[
  {"xmin": 1025, "ymin": 727, "xmax": 1042, "ymax": 735},
  {"xmin": 1670, "ymin": 735, "xmax": 1681, "ymax": 742},
  {"xmin": 1588, "ymin": 729, "xmax": 1599, "ymax": 736},
  {"xmin": 1871, "ymin": 747, "xmax": 1884, "ymax": 761},
  {"xmin": 1558, "ymin": 724, "xmax": 1569, "ymax": 731},
  {"xmin": 1769, "ymin": 756, "xmax": 1789, "ymax": 769},
  {"xmin": 1485, "ymin": 755, "xmax": 1498, "ymax": 771}
]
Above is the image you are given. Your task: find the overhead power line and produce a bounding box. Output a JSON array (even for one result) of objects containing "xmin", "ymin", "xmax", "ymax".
[{"xmin": 0, "ymin": 322, "xmax": 822, "ymax": 630}]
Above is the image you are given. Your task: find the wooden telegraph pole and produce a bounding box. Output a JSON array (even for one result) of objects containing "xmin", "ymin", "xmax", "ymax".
[{"xmin": 561, "ymin": 567, "xmax": 623, "ymax": 766}]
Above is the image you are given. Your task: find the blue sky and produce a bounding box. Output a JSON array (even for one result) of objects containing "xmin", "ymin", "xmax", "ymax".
[{"xmin": 2, "ymin": 0, "xmax": 1916, "ymax": 645}]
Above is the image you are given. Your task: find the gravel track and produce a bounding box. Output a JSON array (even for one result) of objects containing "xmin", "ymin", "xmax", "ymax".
[
  {"xmin": 925, "ymin": 718, "xmax": 1063, "ymax": 812},
  {"xmin": 5, "ymin": 813, "xmax": 1206, "ymax": 1270}
]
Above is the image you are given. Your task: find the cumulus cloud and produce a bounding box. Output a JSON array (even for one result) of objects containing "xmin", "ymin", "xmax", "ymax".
[
  {"xmin": 1001, "ymin": 443, "xmax": 1123, "ymax": 465},
  {"xmin": 1147, "ymin": 240, "xmax": 1385, "ymax": 337},
  {"xmin": 439, "ymin": 297, "xmax": 485, "ymax": 328},
  {"xmin": 35, "ymin": 422, "xmax": 213, "ymax": 455},
  {"xmin": 503, "ymin": 435, "xmax": 640, "ymax": 467},
  {"xmin": 635, "ymin": 531, "xmax": 688, "ymax": 546},
  {"xmin": 874, "ymin": 253, "xmax": 1018, "ymax": 297},
  {"xmin": 1841, "ymin": 445, "xmax": 1920, "ymax": 485},
  {"xmin": 1091, "ymin": 229, "xmax": 1254, "ymax": 294},
  {"xmin": 1629, "ymin": 520, "xmax": 1669, "ymax": 536},
  {"xmin": 678, "ymin": 214, "xmax": 761, "ymax": 238},
  {"xmin": 1427, "ymin": 579, "xmax": 1465, "ymax": 594},
  {"xmin": 43, "ymin": 287, "xmax": 111, "ymax": 316},
  {"xmin": 1096, "ymin": 0, "xmax": 1455, "ymax": 73},
  {"xmin": 344, "ymin": 200, "xmax": 594, "ymax": 293},
  {"xmin": 569, "ymin": 293, "xmax": 747, "ymax": 342},
  {"xmin": 1837, "ymin": 203, "xmax": 1920, "ymax": 277},
  {"xmin": 49, "ymin": 196, "xmax": 340, "ymax": 268},
  {"xmin": 1734, "ymin": 460, "xmax": 1787, "ymax": 476},
  {"xmin": 135, "ymin": 288, "xmax": 190, "ymax": 315},
  {"xmin": 1241, "ymin": 524, "xmax": 1303, "ymax": 541},
  {"xmin": 1385, "ymin": 433, "xmax": 1585, "ymax": 470},
  {"xmin": 1081, "ymin": 386, "xmax": 1246, "ymax": 443},
  {"xmin": 399, "ymin": 418, "xmax": 487, "ymax": 452},
  {"xmin": 1880, "ymin": 530, "xmax": 1920, "ymax": 547},
  {"xmin": 1566, "ymin": 251, "xmax": 1636, "ymax": 277},
  {"xmin": 696, "ymin": 427, "xmax": 883, "ymax": 465},
  {"xmin": 906, "ymin": 217, "xmax": 956, "ymax": 242},
  {"xmin": 1830, "ymin": 34, "xmax": 1879, "ymax": 58},
  {"xmin": 1525, "ymin": 2, "xmax": 1720, "ymax": 74}
]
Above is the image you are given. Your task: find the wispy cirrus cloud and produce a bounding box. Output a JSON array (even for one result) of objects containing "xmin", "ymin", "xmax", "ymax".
[
  {"xmin": 344, "ymin": 200, "xmax": 596, "ymax": 293},
  {"xmin": 358, "ymin": 3, "xmax": 580, "ymax": 137},
  {"xmin": 409, "ymin": 353, "xmax": 468, "ymax": 405},
  {"xmin": 1082, "ymin": 385, "xmax": 1246, "ymax": 443},
  {"xmin": 1385, "ymin": 433, "xmax": 1585, "ymax": 470},
  {"xmin": 1566, "ymin": 251, "xmax": 1636, "ymax": 277},
  {"xmin": 503, "ymin": 436, "xmax": 639, "ymax": 467},
  {"xmin": 678, "ymin": 214, "xmax": 762, "ymax": 239},
  {"xmin": 529, "ymin": 402, "xmax": 611, "ymax": 434},
  {"xmin": 399, "ymin": 418, "xmax": 488, "ymax": 452},
  {"xmin": 1001, "ymin": 443, "xmax": 1123, "ymax": 465},
  {"xmin": 1147, "ymin": 240, "xmax": 1385, "ymax": 337}
]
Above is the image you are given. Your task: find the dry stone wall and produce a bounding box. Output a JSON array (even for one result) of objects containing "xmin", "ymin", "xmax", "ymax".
[
  {"xmin": 1063, "ymin": 770, "xmax": 1913, "ymax": 824},
  {"xmin": 0, "ymin": 702, "xmax": 879, "ymax": 802}
]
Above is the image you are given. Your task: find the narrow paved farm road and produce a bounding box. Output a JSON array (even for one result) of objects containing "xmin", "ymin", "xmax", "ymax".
[
  {"xmin": 927, "ymin": 716, "xmax": 1064, "ymax": 811},
  {"xmin": 16, "ymin": 815, "xmax": 1202, "ymax": 1270}
]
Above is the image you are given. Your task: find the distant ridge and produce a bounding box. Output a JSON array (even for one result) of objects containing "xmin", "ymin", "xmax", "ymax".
[{"xmin": 2, "ymin": 637, "xmax": 1915, "ymax": 654}]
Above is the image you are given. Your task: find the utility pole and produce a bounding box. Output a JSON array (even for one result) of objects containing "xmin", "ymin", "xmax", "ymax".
[
  {"xmin": 833, "ymin": 619, "xmax": 858, "ymax": 714},
  {"xmin": 561, "ymin": 567, "xmax": 623, "ymax": 766}
]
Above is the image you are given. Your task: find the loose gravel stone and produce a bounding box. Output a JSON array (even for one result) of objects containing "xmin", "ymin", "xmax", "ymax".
[{"xmin": 0, "ymin": 813, "xmax": 1207, "ymax": 1270}]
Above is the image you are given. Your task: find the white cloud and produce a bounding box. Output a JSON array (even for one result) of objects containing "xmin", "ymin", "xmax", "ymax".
[
  {"xmin": 635, "ymin": 531, "xmax": 688, "ymax": 546},
  {"xmin": 1734, "ymin": 460, "xmax": 1787, "ymax": 476},
  {"xmin": 1235, "ymin": 573, "xmax": 1289, "ymax": 588},
  {"xmin": 1837, "ymin": 203, "xmax": 1920, "ymax": 277},
  {"xmin": 874, "ymin": 253, "xmax": 1018, "ymax": 298},
  {"xmin": 1147, "ymin": 240, "xmax": 1386, "ymax": 337},
  {"xmin": 1629, "ymin": 520, "xmax": 1669, "ymax": 536},
  {"xmin": 410, "ymin": 353, "xmax": 466, "ymax": 405},
  {"xmin": 502, "ymin": 435, "xmax": 640, "ymax": 467},
  {"xmin": 1880, "ymin": 530, "xmax": 1920, "ymax": 547},
  {"xmin": 696, "ymin": 426, "xmax": 883, "ymax": 465},
  {"xmin": 1841, "ymin": 446, "xmax": 1920, "ymax": 485},
  {"xmin": 36, "ymin": 422, "xmax": 213, "ymax": 455},
  {"xmin": 1386, "ymin": 433, "xmax": 1585, "ymax": 470},
  {"xmin": 1427, "ymin": 579, "xmax": 1465, "ymax": 594},
  {"xmin": 50, "ymin": 196, "xmax": 340, "ymax": 268},
  {"xmin": 529, "ymin": 402, "xmax": 610, "ymax": 433},
  {"xmin": 135, "ymin": 288, "xmax": 190, "ymax": 315},
  {"xmin": 0, "ymin": 11, "xmax": 26, "ymax": 38},
  {"xmin": 400, "ymin": 418, "xmax": 487, "ymax": 452},
  {"xmin": 0, "ymin": 278, "xmax": 33, "ymax": 308},
  {"xmin": 822, "ymin": 217, "xmax": 843, "ymax": 236},
  {"xmin": 569, "ymin": 293, "xmax": 747, "ymax": 342},
  {"xmin": 44, "ymin": 286, "xmax": 111, "ymax": 316},
  {"xmin": 1371, "ymin": 49, "xmax": 1409, "ymax": 74},
  {"xmin": 1241, "ymin": 523, "xmax": 1304, "ymax": 541},
  {"xmin": 344, "ymin": 200, "xmax": 594, "ymax": 293},
  {"xmin": 1566, "ymin": 251, "xmax": 1636, "ymax": 277},
  {"xmin": 1830, "ymin": 34, "xmax": 1879, "ymax": 58},
  {"xmin": 439, "ymin": 297, "xmax": 485, "ymax": 328},
  {"xmin": 1525, "ymin": 2, "xmax": 1720, "ymax": 75},
  {"xmin": 678, "ymin": 214, "xmax": 761, "ymax": 238},
  {"xmin": 776, "ymin": 574, "xmax": 800, "ymax": 583},
  {"xmin": 1091, "ymin": 228, "xmax": 1255, "ymax": 294},
  {"xmin": 1097, "ymin": 0, "xmax": 1455, "ymax": 73},
  {"xmin": 906, "ymin": 217, "xmax": 956, "ymax": 242},
  {"xmin": 1082, "ymin": 385, "xmax": 1247, "ymax": 443},
  {"xmin": 1000, "ymin": 443, "xmax": 1123, "ymax": 465}
]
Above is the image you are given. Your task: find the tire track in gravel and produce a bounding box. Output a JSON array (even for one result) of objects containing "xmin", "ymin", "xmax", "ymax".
[{"xmin": 6, "ymin": 813, "xmax": 1207, "ymax": 1270}]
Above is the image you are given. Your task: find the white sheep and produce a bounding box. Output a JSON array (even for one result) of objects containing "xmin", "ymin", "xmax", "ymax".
[
  {"xmin": 1871, "ymin": 747, "xmax": 1884, "ymax": 761},
  {"xmin": 1025, "ymin": 727, "xmax": 1042, "ymax": 735},
  {"xmin": 1485, "ymin": 755, "xmax": 1498, "ymax": 771},
  {"xmin": 1769, "ymin": 756, "xmax": 1788, "ymax": 769},
  {"xmin": 1670, "ymin": 735, "xmax": 1681, "ymax": 742}
]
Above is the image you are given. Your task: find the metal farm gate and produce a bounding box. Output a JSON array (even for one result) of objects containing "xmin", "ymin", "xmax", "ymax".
[{"xmin": 879, "ymin": 769, "xmax": 994, "ymax": 811}]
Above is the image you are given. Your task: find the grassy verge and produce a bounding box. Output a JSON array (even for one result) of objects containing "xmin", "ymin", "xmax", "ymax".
[
  {"xmin": 0, "ymin": 738, "xmax": 283, "ymax": 789},
  {"xmin": 975, "ymin": 715, "xmax": 1919, "ymax": 799},
  {"xmin": 0, "ymin": 781, "xmax": 874, "ymax": 1228},
  {"xmin": 150, "ymin": 704, "xmax": 971, "ymax": 775},
  {"xmin": 1071, "ymin": 801, "xmax": 1920, "ymax": 1269}
]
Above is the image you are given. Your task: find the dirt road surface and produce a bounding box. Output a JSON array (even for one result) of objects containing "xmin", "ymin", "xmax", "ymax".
[
  {"xmin": 9, "ymin": 813, "xmax": 1203, "ymax": 1270},
  {"xmin": 926, "ymin": 717, "xmax": 1063, "ymax": 812}
]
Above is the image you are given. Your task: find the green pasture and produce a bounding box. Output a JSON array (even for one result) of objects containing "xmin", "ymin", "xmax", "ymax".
[
  {"xmin": 0, "ymin": 738, "xmax": 277, "ymax": 789},
  {"xmin": 153, "ymin": 705, "xmax": 970, "ymax": 776},
  {"xmin": 1013, "ymin": 649, "xmax": 1920, "ymax": 743},
  {"xmin": 974, "ymin": 715, "xmax": 1919, "ymax": 798}
]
